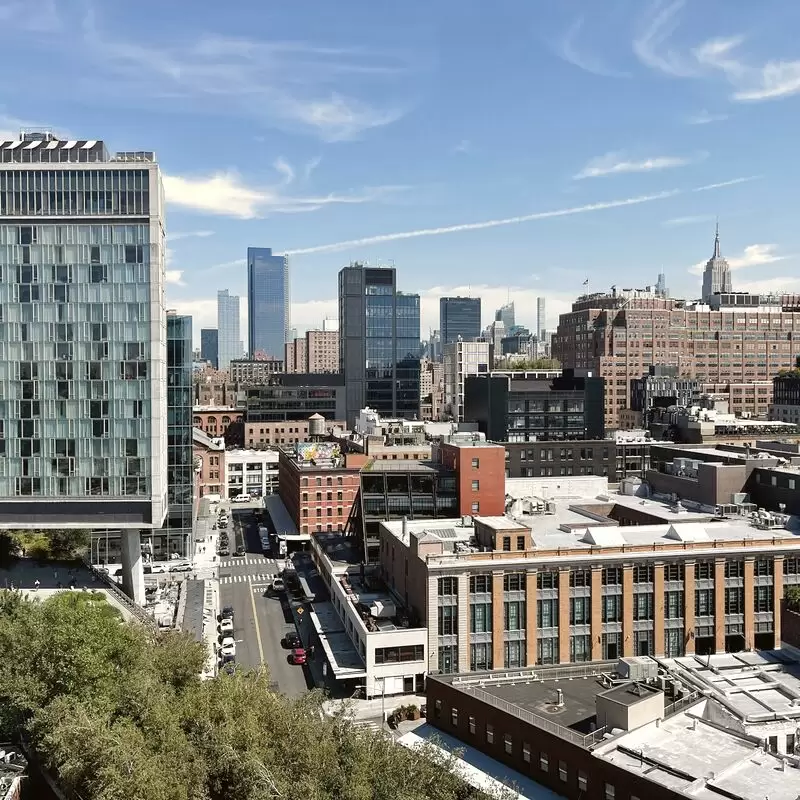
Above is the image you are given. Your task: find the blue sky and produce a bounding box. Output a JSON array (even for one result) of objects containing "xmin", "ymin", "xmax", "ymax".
[{"xmin": 2, "ymin": 0, "xmax": 800, "ymax": 343}]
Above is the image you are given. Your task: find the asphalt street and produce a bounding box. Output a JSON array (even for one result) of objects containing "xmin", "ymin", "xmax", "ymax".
[{"xmin": 218, "ymin": 507, "xmax": 310, "ymax": 696}]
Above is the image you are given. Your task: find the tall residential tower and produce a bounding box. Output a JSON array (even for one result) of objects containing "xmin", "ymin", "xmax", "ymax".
[
  {"xmin": 217, "ymin": 289, "xmax": 241, "ymax": 370},
  {"xmin": 0, "ymin": 132, "xmax": 169, "ymax": 603},
  {"xmin": 247, "ymin": 247, "xmax": 290, "ymax": 359},
  {"xmin": 338, "ymin": 263, "xmax": 420, "ymax": 426}
]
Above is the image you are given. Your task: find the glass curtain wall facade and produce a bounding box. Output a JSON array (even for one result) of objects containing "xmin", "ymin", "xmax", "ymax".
[
  {"xmin": 0, "ymin": 133, "xmax": 168, "ymax": 529},
  {"xmin": 339, "ymin": 264, "xmax": 421, "ymax": 426},
  {"xmin": 200, "ymin": 327, "xmax": 218, "ymax": 368},
  {"xmin": 217, "ymin": 289, "xmax": 241, "ymax": 370},
  {"xmin": 440, "ymin": 296, "xmax": 481, "ymax": 344},
  {"xmin": 247, "ymin": 247, "xmax": 290, "ymax": 360}
]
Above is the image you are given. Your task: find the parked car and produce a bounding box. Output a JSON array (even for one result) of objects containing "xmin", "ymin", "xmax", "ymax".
[
  {"xmin": 218, "ymin": 547, "xmax": 230, "ymax": 557},
  {"xmin": 234, "ymin": 546, "xmax": 246, "ymax": 557},
  {"xmin": 220, "ymin": 606, "xmax": 234, "ymax": 621},
  {"xmin": 219, "ymin": 653, "xmax": 235, "ymax": 666},
  {"xmin": 289, "ymin": 647, "xmax": 307, "ymax": 665},
  {"xmin": 170, "ymin": 563, "xmax": 192, "ymax": 573},
  {"xmin": 232, "ymin": 494, "xmax": 251, "ymax": 503},
  {"xmin": 271, "ymin": 577, "xmax": 285, "ymax": 592},
  {"xmin": 219, "ymin": 636, "xmax": 236, "ymax": 657},
  {"xmin": 219, "ymin": 618, "xmax": 234, "ymax": 635},
  {"xmin": 282, "ymin": 631, "xmax": 301, "ymax": 649}
]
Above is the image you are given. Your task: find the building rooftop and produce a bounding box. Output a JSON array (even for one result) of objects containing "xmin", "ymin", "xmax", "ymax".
[{"xmin": 364, "ymin": 459, "xmax": 440, "ymax": 473}]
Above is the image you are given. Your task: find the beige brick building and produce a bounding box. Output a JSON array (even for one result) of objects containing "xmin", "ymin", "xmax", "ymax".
[{"xmin": 285, "ymin": 329, "xmax": 339, "ymax": 373}]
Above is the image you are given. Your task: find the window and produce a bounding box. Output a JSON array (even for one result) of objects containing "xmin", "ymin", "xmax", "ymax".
[
  {"xmin": 602, "ymin": 595, "xmax": 622, "ymax": 623},
  {"xmin": 537, "ymin": 570, "xmax": 557, "ymax": 589},
  {"xmin": 471, "ymin": 479, "xmax": 480, "ymax": 490},
  {"xmin": 696, "ymin": 561, "xmax": 714, "ymax": 580},
  {"xmin": 633, "ymin": 564, "xmax": 654, "ymax": 583},
  {"xmin": 451, "ymin": 708, "xmax": 458, "ymax": 726},
  {"xmin": 502, "ymin": 536, "xmax": 510, "ymax": 551},
  {"xmin": 605, "ymin": 783, "xmax": 615, "ymax": 800},
  {"xmin": 503, "ymin": 735, "xmax": 513, "ymax": 754},
  {"xmin": 469, "ymin": 604, "xmax": 492, "ymax": 634},
  {"xmin": 725, "ymin": 560, "xmax": 744, "ymax": 579},
  {"xmin": 754, "ymin": 558, "xmax": 774, "ymax": 577},
  {"xmin": 725, "ymin": 587, "xmax": 744, "ymax": 614},
  {"xmin": 754, "ymin": 585, "xmax": 773, "ymax": 613},
  {"xmin": 504, "ymin": 640, "xmax": 524, "ymax": 668},
  {"xmin": 516, "ymin": 535, "xmax": 526, "ymax": 551},
  {"xmin": 633, "ymin": 593, "xmax": 654, "ymax": 621},
  {"xmin": 537, "ymin": 599, "xmax": 556, "ymax": 628},
  {"xmin": 665, "ymin": 563, "xmax": 684, "ymax": 581},
  {"xmin": 578, "ymin": 771, "xmax": 588, "ymax": 791},
  {"xmin": 695, "ymin": 589, "xmax": 713, "ymax": 617},
  {"xmin": 438, "ymin": 577, "xmax": 457, "ymax": 596},
  {"xmin": 504, "ymin": 572, "xmax": 524, "ymax": 592},
  {"xmin": 539, "ymin": 752, "xmax": 548, "ymax": 772},
  {"xmin": 665, "ymin": 590, "xmax": 684, "ymax": 619},
  {"xmin": 602, "ymin": 567, "xmax": 622, "ymax": 585},
  {"xmin": 558, "ymin": 761, "xmax": 567, "ymax": 782},
  {"xmin": 471, "ymin": 502, "xmax": 480, "ymax": 513},
  {"xmin": 438, "ymin": 606, "xmax": 457, "ymax": 636},
  {"xmin": 486, "ymin": 724, "xmax": 494, "ymax": 744},
  {"xmin": 505, "ymin": 601, "xmax": 524, "ymax": 630},
  {"xmin": 570, "ymin": 634, "xmax": 590, "ymax": 662},
  {"xmin": 470, "ymin": 574, "xmax": 491, "ymax": 593},
  {"xmin": 570, "ymin": 596, "xmax": 590, "ymax": 625},
  {"xmin": 522, "ymin": 743, "xmax": 531, "ymax": 763},
  {"xmin": 374, "ymin": 645, "xmax": 424, "ymax": 663},
  {"xmin": 570, "ymin": 569, "xmax": 591, "ymax": 587},
  {"xmin": 471, "ymin": 458, "xmax": 480, "ymax": 468},
  {"xmin": 468, "ymin": 716, "xmax": 476, "ymax": 735}
]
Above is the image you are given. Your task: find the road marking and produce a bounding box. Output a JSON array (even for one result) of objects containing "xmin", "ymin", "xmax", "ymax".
[{"xmin": 249, "ymin": 578, "xmax": 266, "ymax": 666}]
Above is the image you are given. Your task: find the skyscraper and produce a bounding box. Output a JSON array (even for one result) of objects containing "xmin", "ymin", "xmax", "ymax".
[
  {"xmin": 217, "ymin": 289, "xmax": 241, "ymax": 370},
  {"xmin": 701, "ymin": 225, "xmax": 732, "ymax": 303},
  {"xmin": 247, "ymin": 247, "xmax": 290, "ymax": 359},
  {"xmin": 440, "ymin": 296, "xmax": 481, "ymax": 344},
  {"xmin": 536, "ymin": 297, "xmax": 546, "ymax": 339},
  {"xmin": 200, "ymin": 328, "xmax": 218, "ymax": 368},
  {"xmin": 655, "ymin": 273, "xmax": 669, "ymax": 299},
  {"xmin": 339, "ymin": 263, "xmax": 420, "ymax": 426},
  {"xmin": 495, "ymin": 301, "xmax": 515, "ymax": 331},
  {"xmin": 0, "ymin": 132, "xmax": 168, "ymax": 603}
]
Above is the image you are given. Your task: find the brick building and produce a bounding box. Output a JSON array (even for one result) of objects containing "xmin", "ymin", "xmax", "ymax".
[
  {"xmin": 192, "ymin": 428, "xmax": 225, "ymax": 498},
  {"xmin": 192, "ymin": 407, "xmax": 243, "ymax": 438},
  {"xmin": 438, "ymin": 440, "xmax": 505, "ymax": 517},
  {"xmin": 278, "ymin": 442, "xmax": 368, "ymax": 535},
  {"xmin": 553, "ymin": 266, "xmax": 800, "ymax": 428},
  {"xmin": 284, "ymin": 329, "xmax": 339, "ymax": 373},
  {"xmin": 229, "ymin": 358, "xmax": 284, "ymax": 384}
]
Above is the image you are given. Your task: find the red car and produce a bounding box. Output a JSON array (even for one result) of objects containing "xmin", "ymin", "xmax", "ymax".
[{"xmin": 290, "ymin": 648, "xmax": 307, "ymax": 665}]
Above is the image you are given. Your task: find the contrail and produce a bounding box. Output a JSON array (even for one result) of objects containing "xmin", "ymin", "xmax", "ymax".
[
  {"xmin": 691, "ymin": 175, "xmax": 760, "ymax": 192},
  {"xmin": 282, "ymin": 190, "xmax": 681, "ymax": 256}
]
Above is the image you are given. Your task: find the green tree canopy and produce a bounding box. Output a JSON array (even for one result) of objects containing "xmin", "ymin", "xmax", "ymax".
[{"xmin": 0, "ymin": 590, "xmax": 510, "ymax": 800}]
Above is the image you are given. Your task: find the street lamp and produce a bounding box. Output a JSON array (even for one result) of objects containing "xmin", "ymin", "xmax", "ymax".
[{"xmin": 378, "ymin": 677, "xmax": 386, "ymax": 731}]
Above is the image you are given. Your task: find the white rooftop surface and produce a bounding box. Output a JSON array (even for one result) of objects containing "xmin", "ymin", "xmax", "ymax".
[
  {"xmin": 398, "ymin": 724, "xmax": 562, "ymax": 800},
  {"xmin": 263, "ymin": 494, "xmax": 298, "ymax": 535},
  {"xmin": 308, "ymin": 601, "xmax": 366, "ymax": 679},
  {"xmin": 595, "ymin": 702, "xmax": 800, "ymax": 800}
]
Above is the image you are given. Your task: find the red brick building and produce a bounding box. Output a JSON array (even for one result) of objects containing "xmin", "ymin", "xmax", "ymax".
[
  {"xmin": 438, "ymin": 441, "xmax": 506, "ymax": 517},
  {"xmin": 278, "ymin": 442, "xmax": 369, "ymax": 535},
  {"xmin": 192, "ymin": 407, "xmax": 243, "ymax": 439}
]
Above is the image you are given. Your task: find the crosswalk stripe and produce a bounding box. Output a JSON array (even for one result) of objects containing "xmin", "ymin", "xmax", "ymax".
[{"xmin": 219, "ymin": 572, "xmax": 277, "ymax": 585}]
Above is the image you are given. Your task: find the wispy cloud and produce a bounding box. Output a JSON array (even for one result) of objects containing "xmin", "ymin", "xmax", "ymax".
[
  {"xmin": 694, "ymin": 37, "xmax": 800, "ymax": 102},
  {"xmin": 686, "ymin": 109, "xmax": 728, "ymax": 125},
  {"xmin": 0, "ymin": 0, "xmax": 59, "ymax": 33},
  {"xmin": 77, "ymin": 10, "xmax": 411, "ymax": 141},
  {"xmin": 633, "ymin": 0, "xmax": 698, "ymax": 78},
  {"xmin": 662, "ymin": 214, "xmax": 716, "ymax": 227},
  {"xmin": 689, "ymin": 243, "xmax": 788, "ymax": 274},
  {"xmin": 167, "ymin": 230, "xmax": 215, "ymax": 242},
  {"xmin": 691, "ymin": 175, "xmax": 761, "ymax": 192},
  {"xmin": 558, "ymin": 16, "xmax": 630, "ymax": 78},
  {"xmin": 0, "ymin": 112, "xmax": 69, "ymax": 141},
  {"xmin": 273, "ymin": 158, "xmax": 295, "ymax": 185},
  {"xmin": 165, "ymin": 270, "xmax": 186, "ymax": 286},
  {"xmin": 162, "ymin": 168, "xmax": 407, "ymax": 219},
  {"xmin": 452, "ymin": 139, "xmax": 472, "ymax": 155},
  {"xmin": 303, "ymin": 157, "xmax": 322, "ymax": 180},
  {"xmin": 573, "ymin": 151, "xmax": 702, "ymax": 180},
  {"xmin": 736, "ymin": 276, "xmax": 800, "ymax": 294}
]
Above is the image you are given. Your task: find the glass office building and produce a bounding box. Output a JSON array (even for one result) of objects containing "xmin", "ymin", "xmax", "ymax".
[
  {"xmin": 247, "ymin": 247, "xmax": 290, "ymax": 360},
  {"xmin": 338, "ymin": 263, "xmax": 420, "ymax": 426},
  {"xmin": 439, "ymin": 296, "xmax": 481, "ymax": 344},
  {"xmin": 217, "ymin": 289, "xmax": 241, "ymax": 370},
  {"xmin": 200, "ymin": 327, "xmax": 218, "ymax": 368},
  {"xmin": 0, "ymin": 132, "xmax": 168, "ymax": 531}
]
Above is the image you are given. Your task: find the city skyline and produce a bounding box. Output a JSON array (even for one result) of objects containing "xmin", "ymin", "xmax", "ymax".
[{"xmin": 2, "ymin": 1, "xmax": 798, "ymax": 343}]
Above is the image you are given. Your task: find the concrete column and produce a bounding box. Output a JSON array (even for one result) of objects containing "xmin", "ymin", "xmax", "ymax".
[
  {"xmin": 623, "ymin": 565, "xmax": 634, "ymax": 657},
  {"xmin": 120, "ymin": 530, "xmax": 145, "ymax": 606},
  {"xmin": 526, "ymin": 569, "xmax": 537, "ymax": 667},
  {"xmin": 774, "ymin": 556, "xmax": 784, "ymax": 649},
  {"xmin": 714, "ymin": 559, "xmax": 726, "ymax": 654},
  {"xmin": 457, "ymin": 574, "xmax": 470, "ymax": 672},
  {"xmin": 492, "ymin": 572, "xmax": 504, "ymax": 669},
  {"xmin": 427, "ymin": 573, "xmax": 439, "ymax": 674},
  {"xmin": 744, "ymin": 558, "xmax": 755, "ymax": 650},
  {"xmin": 684, "ymin": 561, "xmax": 696, "ymax": 655},
  {"xmin": 559, "ymin": 569, "xmax": 570, "ymax": 664},
  {"xmin": 653, "ymin": 563, "xmax": 665, "ymax": 657},
  {"xmin": 591, "ymin": 567, "xmax": 603, "ymax": 661}
]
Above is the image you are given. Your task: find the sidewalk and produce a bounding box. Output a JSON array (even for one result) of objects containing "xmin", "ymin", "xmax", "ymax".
[{"xmin": 322, "ymin": 693, "xmax": 427, "ymax": 723}]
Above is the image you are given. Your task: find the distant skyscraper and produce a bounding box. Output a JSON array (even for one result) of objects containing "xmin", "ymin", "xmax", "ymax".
[
  {"xmin": 200, "ymin": 328, "xmax": 218, "ymax": 368},
  {"xmin": 247, "ymin": 247, "xmax": 290, "ymax": 359},
  {"xmin": 339, "ymin": 263, "xmax": 420, "ymax": 425},
  {"xmin": 655, "ymin": 273, "xmax": 669, "ymax": 299},
  {"xmin": 440, "ymin": 296, "xmax": 481, "ymax": 344},
  {"xmin": 495, "ymin": 301, "xmax": 515, "ymax": 331},
  {"xmin": 536, "ymin": 297, "xmax": 546, "ymax": 339},
  {"xmin": 217, "ymin": 289, "xmax": 241, "ymax": 370},
  {"xmin": 701, "ymin": 225, "xmax": 732, "ymax": 303}
]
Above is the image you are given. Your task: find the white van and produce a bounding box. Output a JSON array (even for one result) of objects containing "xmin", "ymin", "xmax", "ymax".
[{"xmin": 232, "ymin": 494, "xmax": 251, "ymax": 503}]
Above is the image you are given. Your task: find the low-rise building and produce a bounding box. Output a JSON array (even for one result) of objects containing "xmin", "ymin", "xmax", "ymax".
[
  {"xmin": 245, "ymin": 373, "xmax": 346, "ymax": 422},
  {"xmin": 277, "ymin": 442, "xmax": 367, "ymax": 535},
  {"xmin": 192, "ymin": 406, "xmax": 243, "ymax": 439},
  {"xmin": 376, "ymin": 476, "xmax": 797, "ymax": 676},
  {"xmin": 771, "ymin": 365, "xmax": 800, "ymax": 424},
  {"xmin": 224, "ymin": 448, "xmax": 279, "ymax": 499},
  {"xmin": 310, "ymin": 532, "xmax": 427, "ymax": 699},
  {"xmin": 193, "ymin": 428, "xmax": 225, "ymax": 499},
  {"xmin": 426, "ymin": 651, "xmax": 800, "ymax": 800},
  {"xmin": 630, "ymin": 365, "xmax": 700, "ymax": 419},
  {"xmin": 244, "ymin": 415, "xmax": 344, "ymax": 449}
]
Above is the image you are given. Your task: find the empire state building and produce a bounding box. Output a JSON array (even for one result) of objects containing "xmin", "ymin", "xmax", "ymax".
[{"xmin": 701, "ymin": 224, "xmax": 732, "ymax": 302}]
